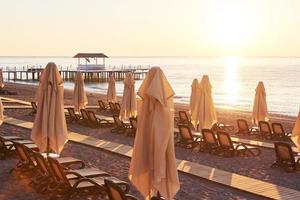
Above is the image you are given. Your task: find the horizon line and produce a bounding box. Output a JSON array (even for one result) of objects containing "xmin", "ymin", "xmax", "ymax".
[{"xmin": 2, "ymin": 55, "xmax": 300, "ymax": 59}]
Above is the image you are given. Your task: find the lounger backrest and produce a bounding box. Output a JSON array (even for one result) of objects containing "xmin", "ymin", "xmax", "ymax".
[
  {"xmin": 237, "ymin": 119, "xmax": 249, "ymax": 133},
  {"xmin": 105, "ymin": 179, "xmax": 126, "ymax": 200},
  {"xmin": 272, "ymin": 123, "xmax": 285, "ymax": 137},
  {"xmin": 259, "ymin": 121, "xmax": 272, "ymax": 135},
  {"xmin": 98, "ymin": 100, "xmax": 106, "ymax": 110},
  {"xmin": 178, "ymin": 111, "xmax": 189, "ymax": 123},
  {"xmin": 33, "ymin": 152, "xmax": 50, "ymax": 176},
  {"xmin": 31, "ymin": 102, "xmax": 37, "ymax": 110},
  {"xmin": 274, "ymin": 142, "xmax": 294, "ymax": 163},
  {"xmin": 202, "ymin": 129, "xmax": 218, "ymax": 145},
  {"xmin": 22, "ymin": 145, "xmax": 36, "ymax": 166},
  {"xmin": 113, "ymin": 115, "xmax": 123, "ymax": 127},
  {"xmin": 88, "ymin": 111, "xmax": 97, "ymax": 122},
  {"xmin": 13, "ymin": 142, "xmax": 28, "ymax": 162},
  {"xmin": 129, "ymin": 117, "xmax": 137, "ymax": 129},
  {"xmin": 109, "ymin": 102, "xmax": 116, "ymax": 111},
  {"xmin": 178, "ymin": 125, "xmax": 193, "ymax": 141},
  {"xmin": 68, "ymin": 108, "xmax": 77, "ymax": 119},
  {"xmin": 115, "ymin": 103, "xmax": 121, "ymax": 111},
  {"xmin": 217, "ymin": 132, "xmax": 233, "ymax": 148},
  {"xmin": 47, "ymin": 157, "xmax": 70, "ymax": 185},
  {"xmin": 80, "ymin": 109, "xmax": 89, "ymax": 121}
]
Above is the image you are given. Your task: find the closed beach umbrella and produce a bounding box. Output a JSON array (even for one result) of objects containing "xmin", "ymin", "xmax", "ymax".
[
  {"xmin": 0, "ymin": 68, "xmax": 4, "ymax": 89},
  {"xmin": 252, "ymin": 81, "xmax": 269, "ymax": 125},
  {"xmin": 0, "ymin": 98, "xmax": 3, "ymax": 125},
  {"xmin": 129, "ymin": 67, "xmax": 180, "ymax": 199},
  {"xmin": 189, "ymin": 78, "xmax": 199, "ymax": 126},
  {"xmin": 107, "ymin": 75, "xmax": 117, "ymax": 102},
  {"xmin": 73, "ymin": 72, "xmax": 88, "ymax": 112},
  {"xmin": 31, "ymin": 62, "xmax": 68, "ymax": 154},
  {"xmin": 291, "ymin": 109, "xmax": 300, "ymax": 151},
  {"xmin": 119, "ymin": 72, "xmax": 137, "ymax": 121},
  {"xmin": 191, "ymin": 75, "xmax": 217, "ymax": 130}
]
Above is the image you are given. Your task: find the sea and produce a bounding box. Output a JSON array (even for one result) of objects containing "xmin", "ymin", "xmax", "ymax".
[{"xmin": 0, "ymin": 56, "xmax": 299, "ymax": 116}]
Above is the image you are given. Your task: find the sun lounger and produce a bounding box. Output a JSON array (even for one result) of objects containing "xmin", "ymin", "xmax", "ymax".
[
  {"xmin": 32, "ymin": 152, "xmax": 90, "ymax": 193},
  {"xmin": 236, "ymin": 119, "xmax": 259, "ymax": 136},
  {"xmin": 216, "ymin": 132, "xmax": 261, "ymax": 157},
  {"xmin": 176, "ymin": 111, "xmax": 194, "ymax": 128},
  {"xmin": 176, "ymin": 125, "xmax": 202, "ymax": 149},
  {"xmin": 271, "ymin": 142, "xmax": 300, "ymax": 172},
  {"xmin": 47, "ymin": 157, "xmax": 129, "ymax": 199},
  {"xmin": 271, "ymin": 123, "xmax": 291, "ymax": 140},
  {"xmin": 87, "ymin": 110, "xmax": 113, "ymax": 128},
  {"xmin": 258, "ymin": 121, "xmax": 273, "ymax": 139},
  {"xmin": 80, "ymin": 109, "xmax": 91, "ymax": 126},
  {"xmin": 10, "ymin": 142, "xmax": 39, "ymax": 173},
  {"xmin": 211, "ymin": 122, "xmax": 234, "ymax": 133},
  {"xmin": 105, "ymin": 179, "xmax": 137, "ymax": 200},
  {"xmin": 111, "ymin": 115, "xmax": 131, "ymax": 134},
  {"xmin": 201, "ymin": 129, "xmax": 220, "ymax": 154},
  {"xmin": 98, "ymin": 100, "xmax": 110, "ymax": 113},
  {"xmin": 109, "ymin": 102, "xmax": 120, "ymax": 115},
  {"xmin": 66, "ymin": 107, "xmax": 81, "ymax": 123}
]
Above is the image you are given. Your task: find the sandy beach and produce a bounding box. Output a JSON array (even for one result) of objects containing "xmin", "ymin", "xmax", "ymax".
[{"xmin": 1, "ymin": 82, "xmax": 300, "ymax": 200}]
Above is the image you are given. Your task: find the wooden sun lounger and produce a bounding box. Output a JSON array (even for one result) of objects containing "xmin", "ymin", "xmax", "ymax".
[
  {"xmin": 201, "ymin": 129, "xmax": 220, "ymax": 154},
  {"xmin": 176, "ymin": 125, "xmax": 202, "ymax": 149},
  {"xmin": 88, "ymin": 110, "xmax": 113, "ymax": 128},
  {"xmin": 271, "ymin": 142, "xmax": 300, "ymax": 172},
  {"xmin": 47, "ymin": 156, "xmax": 130, "ymax": 199},
  {"xmin": 236, "ymin": 119, "xmax": 259, "ymax": 136},
  {"xmin": 111, "ymin": 115, "xmax": 131, "ymax": 134},
  {"xmin": 217, "ymin": 132, "xmax": 261, "ymax": 157}
]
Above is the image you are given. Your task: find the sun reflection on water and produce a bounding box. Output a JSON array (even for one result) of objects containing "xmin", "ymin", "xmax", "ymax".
[{"xmin": 222, "ymin": 56, "xmax": 241, "ymax": 106}]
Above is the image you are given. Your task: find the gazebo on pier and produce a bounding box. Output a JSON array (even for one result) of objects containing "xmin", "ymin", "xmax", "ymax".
[{"xmin": 73, "ymin": 53, "xmax": 108, "ymax": 71}]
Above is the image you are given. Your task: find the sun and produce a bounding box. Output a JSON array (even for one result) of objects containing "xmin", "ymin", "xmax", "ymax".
[{"xmin": 207, "ymin": 2, "xmax": 257, "ymax": 50}]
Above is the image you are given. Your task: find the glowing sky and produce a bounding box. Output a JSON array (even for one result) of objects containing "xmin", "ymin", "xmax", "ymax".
[{"xmin": 1, "ymin": 0, "xmax": 300, "ymax": 56}]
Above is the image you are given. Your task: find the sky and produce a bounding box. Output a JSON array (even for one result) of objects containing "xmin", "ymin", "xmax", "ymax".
[{"xmin": 1, "ymin": 0, "xmax": 300, "ymax": 57}]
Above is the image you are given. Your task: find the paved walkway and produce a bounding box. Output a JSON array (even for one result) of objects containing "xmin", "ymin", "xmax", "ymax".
[{"xmin": 3, "ymin": 115, "xmax": 300, "ymax": 200}]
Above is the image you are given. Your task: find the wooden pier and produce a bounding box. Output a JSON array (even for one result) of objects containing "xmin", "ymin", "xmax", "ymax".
[{"xmin": 3, "ymin": 67, "xmax": 149, "ymax": 82}]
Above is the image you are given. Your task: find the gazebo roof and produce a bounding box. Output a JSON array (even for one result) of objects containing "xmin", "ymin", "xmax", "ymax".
[{"xmin": 73, "ymin": 53, "xmax": 108, "ymax": 58}]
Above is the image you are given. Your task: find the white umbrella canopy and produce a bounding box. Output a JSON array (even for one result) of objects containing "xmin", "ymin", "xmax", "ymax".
[
  {"xmin": 73, "ymin": 72, "xmax": 88, "ymax": 112},
  {"xmin": 0, "ymin": 98, "xmax": 3, "ymax": 125},
  {"xmin": 0, "ymin": 68, "xmax": 4, "ymax": 89},
  {"xmin": 252, "ymin": 81, "xmax": 269, "ymax": 125},
  {"xmin": 189, "ymin": 78, "xmax": 199, "ymax": 127},
  {"xmin": 119, "ymin": 72, "xmax": 137, "ymax": 121},
  {"xmin": 129, "ymin": 67, "xmax": 180, "ymax": 200},
  {"xmin": 31, "ymin": 62, "xmax": 68, "ymax": 154},
  {"xmin": 191, "ymin": 75, "xmax": 217, "ymax": 130},
  {"xmin": 107, "ymin": 75, "xmax": 117, "ymax": 102},
  {"xmin": 291, "ymin": 109, "xmax": 300, "ymax": 151}
]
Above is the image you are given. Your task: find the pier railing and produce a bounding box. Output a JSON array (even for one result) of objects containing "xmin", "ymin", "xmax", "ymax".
[{"xmin": 1, "ymin": 65, "xmax": 150, "ymax": 82}]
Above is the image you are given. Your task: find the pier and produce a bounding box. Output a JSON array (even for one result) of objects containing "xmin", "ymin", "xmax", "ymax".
[{"xmin": 2, "ymin": 66, "xmax": 149, "ymax": 82}]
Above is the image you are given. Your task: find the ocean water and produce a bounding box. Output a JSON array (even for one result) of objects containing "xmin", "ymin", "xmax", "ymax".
[{"xmin": 0, "ymin": 56, "xmax": 299, "ymax": 116}]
